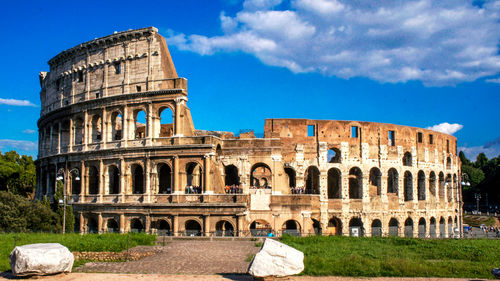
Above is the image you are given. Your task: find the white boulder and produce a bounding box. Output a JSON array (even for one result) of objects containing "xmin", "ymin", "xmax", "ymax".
[
  {"xmin": 248, "ymin": 238, "xmax": 304, "ymax": 277},
  {"xmin": 10, "ymin": 243, "xmax": 74, "ymax": 276}
]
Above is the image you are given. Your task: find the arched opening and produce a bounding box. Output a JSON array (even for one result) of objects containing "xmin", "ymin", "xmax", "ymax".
[
  {"xmin": 312, "ymin": 219, "xmax": 322, "ymax": 235},
  {"xmin": 250, "ymin": 163, "xmax": 272, "ymax": 189},
  {"xmin": 282, "ymin": 220, "xmax": 301, "ymax": 236},
  {"xmin": 224, "ymin": 165, "xmax": 240, "ymax": 186},
  {"xmin": 186, "ymin": 162, "xmax": 202, "ymax": 193},
  {"xmin": 132, "ymin": 164, "xmax": 144, "ymax": 194},
  {"xmin": 216, "ymin": 144, "xmax": 222, "ymax": 156},
  {"xmin": 448, "ymin": 217, "xmax": 453, "ymax": 238},
  {"xmin": 438, "ymin": 172, "xmax": 445, "ymax": 200},
  {"xmin": 159, "ymin": 106, "xmax": 174, "ymax": 137},
  {"xmin": 439, "ymin": 217, "xmax": 446, "ymax": 238},
  {"xmin": 389, "ymin": 218, "xmax": 399, "ymax": 236},
  {"xmin": 110, "ymin": 112, "xmax": 123, "ymax": 141},
  {"xmin": 418, "ymin": 218, "xmax": 426, "ymax": 238},
  {"xmin": 284, "ymin": 167, "xmax": 296, "ymax": 191},
  {"xmin": 73, "ymin": 117, "xmax": 84, "ymax": 145},
  {"xmin": 215, "ymin": 220, "xmax": 234, "ymax": 237},
  {"xmin": 108, "ymin": 165, "xmax": 120, "ymax": 194},
  {"xmin": 387, "ymin": 168, "xmax": 399, "ymax": 195},
  {"xmin": 328, "ymin": 217, "xmax": 342, "ymax": 235},
  {"xmin": 349, "ymin": 167, "xmax": 363, "ymax": 199},
  {"xmin": 305, "ymin": 166, "xmax": 320, "ymax": 194},
  {"xmin": 91, "ymin": 115, "xmax": 102, "ymax": 143},
  {"xmin": 451, "ymin": 174, "xmax": 457, "ymax": 202},
  {"xmin": 107, "ymin": 219, "xmax": 119, "ymax": 233},
  {"xmin": 61, "ymin": 120, "xmax": 70, "ymax": 148},
  {"xmin": 51, "ymin": 123, "xmax": 59, "ymax": 150},
  {"xmin": 404, "ymin": 171, "xmax": 413, "ymax": 201},
  {"xmin": 327, "ymin": 168, "xmax": 341, "ymax": 199},
  {"xmin": 130, "ymin": 218, "xmax": 144, "ymax": 233},
  {"xmin": 74, "ymin": 217, "xmax": 80, "ymax": 233},
  {"xmin": 88, "ymin": 166, "xmax": 99, "ymax": 195},
  {"xmin": 371, "ymin": 219, "xmax": 382, "ymax": 237},
  {"xmin": 87, "ymin": 217, "xmax": 98, "ymax": 234},
  {"xmin": 134, "ymin": 110, "xmax": 146, "ymax": 139},
  {"xmin": 349, "ymin": 218, "xmax": 364, "ymax": 237},
  {"xmin": 250, "ymin": 220, "xmax": 272, "ymax": 237},
  {"xmin": 71, "ymin": 169, "xmax": 81, "ymax": 195},
  {"xmin": 158, "ymin": 163, "xmax": 172, "ymax": 194},
  {"xmin": 403, "ymin": 152, "xmax": 412, "ymax": 166},
  {"xmin": 404, "ymin": 218, "xmax": 413, "ymax": 237},
  {"xmin": 185, "ymin": 220, "xmax": 202, "ymax": 236},
  {"xmin": 429, "ymin": 171, "xmax": 436, "ymax": 197},
  {"xmin": 446, "ymin": 157, "xmax": 452, "ymax": 169},
  {"xmin": 328, "ymin": 148, "xmax": 341, "ymax": 163},
  {"xmin": 446, "ymin": 174, "xmax": 452, "ymax": 202},
  {"xmin": 430, "ymin": 217, "xmax": 437, "ymax": 238},
  {"xmin": 157, "ymin": 220, "xmax": 171, "ymax": 236},
  {"xmin": 369, "ymin": 167, "xmax": 382, "ymax": 196},
  {"xmin": 417, "ymin": 170, "xmax": 426, "ymax": 201}
]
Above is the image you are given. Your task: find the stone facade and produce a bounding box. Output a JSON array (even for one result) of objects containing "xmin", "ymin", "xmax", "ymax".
[{"xmin": 36, "ymin": 27, "xmax": 462, "ymax": 238}]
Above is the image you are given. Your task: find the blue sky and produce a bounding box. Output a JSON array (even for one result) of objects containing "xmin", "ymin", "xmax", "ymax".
[{"xmin": 0, "ymin": 0, "xmax": 499, "ymax": 160}]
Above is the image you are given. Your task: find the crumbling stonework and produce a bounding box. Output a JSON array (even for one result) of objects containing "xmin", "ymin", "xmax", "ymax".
[{"xmin": 36, "ymin": 27, "xmax": 462, "ymax": 238}]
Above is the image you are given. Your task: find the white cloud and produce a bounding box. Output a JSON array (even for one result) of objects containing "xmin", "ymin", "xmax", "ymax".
[
  {"xmin": 0, "ymin": 98, "xmax": 37, "ymax": 107},
  {"xmin": 459, "ymin": 136, "xmax": 500, "ymax": 160},
  {"xmin": 485, "ymin": 78, "xmax": 500, "ymax": 84},
  {"xmin": 164, "ymin": 0, "xmax": 500, "ymax": 86},
  {"xmin": 0, "ymin": 139, "xmax": 37, "ymax": 152},
  {"xmin": 22, "ymin": 129, "xmax": 36, "ymax": 134},
  {"xmin": 426, "ymin": 122, "xmax": 463, "ymax": 135}
]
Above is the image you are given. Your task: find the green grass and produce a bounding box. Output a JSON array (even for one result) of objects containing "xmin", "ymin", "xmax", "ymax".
[
  {"xmin": 281, "ymin": 235, "xmax": 500, "ymax": 279},
  {"xmin": 246, "ymin": 254, "xmax": 255, "ymax": 262},
  {"xmin": 0, "ymin": 233, "xmax": 156, "ymax": 272},
  {"xmin": 463, "ymin": 215, "xmax": 496, "ymax": 227}
]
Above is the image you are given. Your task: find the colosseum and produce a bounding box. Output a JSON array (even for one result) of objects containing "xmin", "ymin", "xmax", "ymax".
[{"xmin": 36, "ymin": 27, "xmax": 463, "ymax": 238}]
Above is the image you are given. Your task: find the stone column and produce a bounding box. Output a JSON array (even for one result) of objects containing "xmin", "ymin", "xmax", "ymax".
[
  {"xmin": 204, "ymin": 155, "xmax": 211, "ymax": 194},
  {"xmin": 79, "ymin": 212, "xmax": 84, "ymax": 234},
  {"xmin": 237, "ymin": 215, "xmax": 244, "ymax": 237},
  {"xmin": 173, "ymin": 215, "xmax": 179, "ymax": 237},
  {"xmin": 122, "ymin": 106, "xmax": 128, "ymax": 147},
  {"xmin": 80, "ymin": 161, "xmax": 86, "ymax": 201},
  {"xmin": 68, "ymin": 118, "xmax": 74, "ymax": 152},
  {"xmin": 146, "ymin": 216, "xmax": 151, "ymax": 234},
  {"xmin": 174, "ymin": 99, "xmax": 181, "ymax": 136},
  {"xmin": 381, "ymin": 174, "xmax": 388, "ymax": 204},
  {"xmin": 83, "ymin": 110, "xmax": 89, "ymax": 150},
  {"xmin": 145, "ymin": 157, "xmax": 151, "ymax": 203},
  {"xmin": 146, "ymin": 103, "xmax": 153, "ymax": 145},
  {"xmin": 101, "ymin": 108, "xmax": 107, "ymax": 148},
  {"xmin": 120, "ymin": 214, "xmax": 125, "ymax": 233},
  {"xmin": 57, "ymin": 121, "xmax": 62, "ymax": 154},
  {"xmin": 98, "ymin": 213, "xmax": 103, "ymax": 234},
  {"xmin": 120, "ymin": 158, "xmax": 126, "ymax": 202},
  {"xmin": 99, "ymin": 160, "xmax": 104, "ymax": 203},
  {"xmin": 49, "ymin": 125, "xmax": 53, "ymax": 153},
  {"xmin": 173, "ymin": 156, "xmax": 180, "ymax": 193},
  {"xmin": 362, "ymin": 175, "xmax": 370, "ymax": 204},
  {"xmin": 204, "ymin": 215, "xmax": 210, "ymax": 237}
]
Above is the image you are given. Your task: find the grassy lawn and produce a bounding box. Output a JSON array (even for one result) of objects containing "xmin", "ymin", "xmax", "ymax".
[
  {"xmin": 0, "ymin": 233, "xmax": 156, "ymax": 272},
  {"xmin": 463, "ymin": 215, "xmax": 497, "ymax": 227},
  {"xmin": 281, "ymin": 235, "xmax": 499, "ymax": 279}
]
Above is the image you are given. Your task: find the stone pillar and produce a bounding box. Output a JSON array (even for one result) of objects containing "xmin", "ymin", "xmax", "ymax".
[
  {"xmin": 120, "ymin": 214, "xmax": 125, "ymax": 233},
  {"xmin": 68, "ymin": 118, "xmax": 73, "ymax": 152},
  {"xmin": 237, "ymin": 215, "xmax": 244, "ymax": 237},
  {"xmin": 79, "ymin": 212, "xmax": 84, "ymax": 234},
  {"xmin": 146, "ymin": 215, "xmax": 151, "ymax": 234},
  {"xmin": 122, "ymin": 106, "xmax": 128, "ymax": 147},
  {"xmin": 80, "ymin": 161, "xmax": 86, "ymax": 201},
  {"xmin": 362, "ymin": 175, "xmax": 370, "ymax": 204},
  {"xmin": 83, "ymin": 110, "xmax": 89, "ymax": 150},
  {"xmin": 204, "ymin": 155, "xmax": 211, "ymax": 194},
  {"xmin": 147, "ymin": 103, "xmax": 153, "ymax": 144},
  {"xmin": 99, "ymin": 160, "xmax": 104, "ymax": 203},
  {"xmin": 49, "ymin": 125, "xmax": 53, "ymax": 153},
  {"xmin": 204, "ymin": 215, "xmax": 210, "ymax": 237},
  {"xmin": 381, "ymin": 174, "xmax": 388, "ymax": 203},
  {"xmin": 145, "ymin": 157, "xmax": 151, "ymax": 203},
  {"xmin": 120, "ymin": 158, "xmax": 126, "ymax": 202},
  {"xmin": 101, "ymin": 108, "xmax": 107, "ymax": 148},
  {"xmin": 173, "ymin": 215, "xmax": 179, "ymax": 237},
  {"xmin": 57, "ymin": 121, "xmax": 62, "ymax": 154},
  {"xmin": 174, "ymin": 100, "xmax": 181, "ymax": 136},
  {"xmin": 98, "ymin": 213, "xmax": 103, "ymax": 234},
  {"xmin": 173, "ymin": 156, "xmax": 180, "ymax": 193}
]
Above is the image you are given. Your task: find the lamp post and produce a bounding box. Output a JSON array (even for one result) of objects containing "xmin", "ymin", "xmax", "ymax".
[
  {"xmin": 56, "ymin": 166, "xmax": 80, "ymax": 234},
  {"xmin": 458, "ymin": 173, "xmax": 470, "ymax": 238},
  {"xmin": 474, "ymin": 193, "xmax": 481, "ymax": 214}
]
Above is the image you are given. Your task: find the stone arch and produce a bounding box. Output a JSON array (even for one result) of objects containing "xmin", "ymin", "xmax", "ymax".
[
  {"xmin": 91, "ymin": 114, "xmax": 102, "ymax": 143},
  {"xmin": 73, "ymin": 117, "xmax": 84, "ymax": 145},
  {"xmin": 282, "ymin": 220, "xmax": 301, "ymax": 236},
  {"xmin": 312, "ymin": 219, "xmax": 322, "ymax": 235},
  {"xmin": 158, "ymin": 163, "xmax": 172, "ymax": 194},
  {"xmin": 186, "ymin": 162, "xmax": 203, "ymax": 191},
  {"xmin": 284, "ymin": 167, "xmax": 296, "ymax": 190},
  {"xmin": 349, "ymin": 217, "xmax": 364, "ymax": 237},
  {"xmin": 110, "ymin": 111, "xmax": 123, "ymax": 141},
  {"xmin": 429, "ymin": 171, "xmax": 436, "ymax": 197},
  {"xmin": 446, "ymin": 174, "xmax": 452, "ymax": 202},
  {"xmin": 389, "ymin": 218, "xmax": 399, "ymax": 236},
  {"xmin": 88, "ymin": 165, "xmax": 99, "ymax": 195},
  {"xmin": 438, "ymin": 172, "xmax": 445, "ymax": 200},
  {"xmin": 418, "ymin": 218, "xmax": 426, "ymax": 238},
  {"xmin": 215, "ymin": 220, "xmax": 235, "ymax": 237},
  {"xmin": 403, "ymin": 152, "xmax": 412, "ymax": 166},
  {"xmin": 328, "ymin": 147, "xmax": 341, "ymax": 163},
  {"xmin": 327, "ymin": 168, "xmax": 341, "ymax": 199},
  {"xmin": 250, "ymin": 163, "xmax": 272, "ymax": 188},
  {"xmin": 108, "ymin": 165, "xmax": 120, "ymax": 194},
  {"xmin": 158, "ymin": 105, "xmax": 174, "ymax": 138},
  {"xmin": 369, "ymin": 167, "xmax": 382, "ymax": 196},
  {"xmin": 70, "ymin": 168, "xmax": 81, "ymax": 195},
  {"xmin": 130, "ymin": 218, "xmax": 144, "ymax": 233},
  {"xmin": 439, "ymin": 217, "xmax": 446, "ymax": 238},
  {"xmin": 446, "ymin": 156, "xmax": 452, "ymax": 169},
  {"xmin": 224, "ymin": 165, "xmax": 240, "ymax": 186},
  {"xmin": 305, "ymin": 166, "xmax": 320, "ymax": 194},
  {"xmin": 349, "ymin": 167, "xmax": 363, "ymax": 199},
  {"xmin": 371, "ymin": 219, "xmax": 382, "ymax": 237},
  {"xmin": 87, "ymin": 217, "xmax": 98, "ymax": 234},
  {"xmin": 133, "ymin": 109, "xmax": 146, "ymax": 139},
  {"xmin": 429, "ymin": 217, "xmax": 437, "ymax": 238},
  {"xmin": 107, "ymin": 218, "xmax": 119, "ymax": 233},
  {"xmin": 417, "ymin": 170, "xmax": 426, "ymax": 201},
  {"xmin": 327, "ymin": 217, "xmax": 342, "ymax": 235},
  {"xmin": 448, "ymin": 216, "xmax": 453, "ymax": 237},
  {"xmin": 404, "ymin": 171, "xmax": 413, "ymax": 201},
  {"xmin": 185, "ymin": 220, "xmax": 202, "ymax": 236},
  {"xmin": 156, "ymin": 219, "xmax": 171, "ymax": 236},
  {"xmin": 250, "ymin": 220, "xmax": 272, "ymax": 237},
  {"xmin": 387, "ymin": 168, "xmax": 399, "ymax": 195},
  {"xmin": 404, "ymin": 218, "xmax": 414, "ymax": 237},
  {"xmin": 131, "ymin": 164, "xmax": 144, "ymax": 194}
]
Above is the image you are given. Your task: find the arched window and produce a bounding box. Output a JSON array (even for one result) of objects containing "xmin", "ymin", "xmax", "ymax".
[
  {"xmin": 369, "ymin": 167, "xmax": 382, "ymax": 196},
  {"xmin": 185, "ymin": 220, "xmax": 202, "ymax": 236},
  {"xmin": 134, "ymin": 110, "xmax": 146, "ymax": 139},
  {"xmin": 158, "ymin": 163, "xmax": 172, "ymax": 194},
  {"xmin": 88, "ymin": 166, "xmax": 99, "ymax": 195},
  {"xmin": 73, "ymin": 117, "xmax": 84, "ymax": 145},
  {"xmin": 448, "ymin": 217, "xmax": 453, "ymax": 237},
  {"xmin": 404, "ymin": 171, "xmax": 413, "ymax": 201},
  {"xmin": 327, "ymin": 168, "xmax": 341, "ymax": 199},
  {"xmin": 130, "ymin": 218, "xmax": 144, "ymax": 233},
  {"xmin": 387, "ymin": 168, "xmax": 399, "ymax": 195},
  {"xmin": 328, "ymin": 217, "xmax": 342, "ymax": 235},
  {"xmin": 107, "ymin": 219, "xmax": 119, "ymax": 233},
  {"xmin": 438, "ymin": 172, "xmax": 445, "ymax": 199},
  {"xmin": 158, "ymin": 106, "xmax": 174, "ymax": 137},
  {"xmin": 349, "ymin": 218, "xmax": 364, "ymax": 237},
  {"xmin": 87, "ymin": 217, "xmax": 98, "ymax": 234},
  {"xmin": 250, "ymin": 163, "xmax": 272, "ymax": 189},
  {"xmin": 250, "ymin": 220, "xmax": 272, "ymax": 237},
  {"xmin": 108, "ymin": 165, "xmax": 120, "ymax": 194},
  {"xmin": 61, "ymin": 120, "xmax": 70, "ymax": 148},
  {"xmin": 71, "ymin": 169, "xmax": 81, "ymax": 195},
  {"xmin": 403, "ymin": 152, "xmax": 412, "ymax": 166},
  {"xmin": 439, "ymin": 217, "xmax": 446, "ymax": 238},
  {"xmin": 371, "ymin": 219, "xmax": 382, "ymax": 237},
  {"xmin": 418, "ymin": 218, "xmax": 426, "ymax": 238},
  {"xmin": 284, "ymin": 167, "xmax": 296, "ymax": 189},
  {"xmin": 430, "ymin": 217, "xmax": 437, "ymax": 238},
  {"xmin": 282, "ymin": 220, "xmax": 301, "ymax": 236},
  {"xmin": 156, "ymin": 220, "xmax": 171, "ymax": 236},
  {"xmin": 429, "ymin": 171, "xmax": 436, "ymax": 197},
  {"xmin": 224, "ymin": 165, "xmax": 240, "ymax": 186},
  {"xmin": 186, "ymin": 162, "xmax": 203, "ymax": 192},
  {"xmin": 446, "ymin": 174, "xmax": 452, "ymax": 202},
  {"xmin": 312, "ymin": 219, "xmax": 322, "ymax": 235},
  {"xmin": 216, "ymin": 220, "xmax": 234, "ymax": 237},
  {"xmin": 328, "ymin": 148, "xmax": 341, "ymax": 163},
  {"xmin": 349, "ymin": 167, "xmax": 362, "ymax": 199},
  {"xmin": 446, "ymin": 157, "xmax": 452, "ymax": 169},
  {"xmin": 404, "ymin": 218, "xmax": 413, "ymax": 237},
  {"xmin": 110, "ymin": 112, "xmax": 123, "ymax": 141},
  {"xmin": 417, "ymin": 170, "xmax": 426, "ymax": 201},
  {"xmin": 132, "ymin": 164, "xmax": 144, "ymax": 194},
  {"xmin": 389, "ymin": 218, "xmax": 399, "ymax": 236},
  {"xmin": 91, "ymin": 115, "xmax": 102, "ymax": 143},
  {"xmin": 305, "ymin": 166, "xmax": 320, "ymax": 194}
]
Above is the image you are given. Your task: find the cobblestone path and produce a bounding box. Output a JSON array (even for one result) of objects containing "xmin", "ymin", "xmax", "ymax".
[{"xmin": 75, "ymin": 240, "xmax": 260, "ymax": 275}]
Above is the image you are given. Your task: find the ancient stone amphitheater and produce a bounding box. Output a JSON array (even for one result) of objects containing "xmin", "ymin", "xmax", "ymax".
[{"xmin": 36, "ymin": 27, "xmax": 462, "ymax": 238}]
